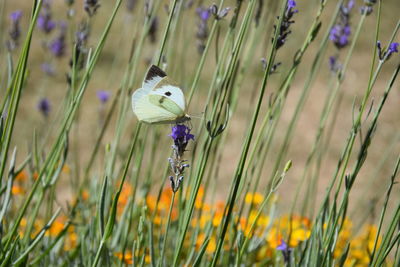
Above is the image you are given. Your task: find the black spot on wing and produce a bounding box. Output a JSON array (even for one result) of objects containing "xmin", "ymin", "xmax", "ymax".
[
  {"xmin": 165, "ymin": 91, "xmax": 171, "ymax": 96},
  {"xmin": 158, "ymin": 96, "xmax": 166, "ymax": 104},
  {"xmin": 145, "ymin": 65, "xmax": 167, "ymax": 82}
]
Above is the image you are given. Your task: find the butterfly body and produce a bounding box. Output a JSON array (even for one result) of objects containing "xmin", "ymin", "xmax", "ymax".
[{"xmin": 132, "ymin": 65, "xmax": 190, "ymax": 124}]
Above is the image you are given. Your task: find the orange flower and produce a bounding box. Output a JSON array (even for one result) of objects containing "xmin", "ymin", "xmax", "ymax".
[
  {"xmin": 15, "ymin": 170, "xmax": 28, "ymax": 182},
  {"xmin": 115, "ymin": 252, "xmax": 133, "ymax": 264},
  {"xmin": 12, "ymin": 185, "xmax": 25, "ymax": 195}
]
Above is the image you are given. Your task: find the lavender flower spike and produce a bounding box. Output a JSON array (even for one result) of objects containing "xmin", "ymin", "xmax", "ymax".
[
  {"xmin": 7, "ymin": 10, "xmax": 23, "ymax": 50},
  {"xmin": 329, "ymin": 0, "xmax": 354, "ymax": 49},
  {"xmin": 37, "ymin": 0, "xmax": 56, "ymax": 34},
  {"xmin": 168, "ymin": 124, "xmax": 194, "ymax": 192},
  {"xmin": 196, "ymin": 6, "xmax": 211, "ymax": 53},
  {"xmin": 10, "ymin": 10, "xmax": 22, "ymax": 22},
  {"xmin": 273, "ymin": 0, "xmax": 298, "ymax": 50},
  {"xmin": 49, "ymin": 22, "xmax": 67, "ymax": 58}
]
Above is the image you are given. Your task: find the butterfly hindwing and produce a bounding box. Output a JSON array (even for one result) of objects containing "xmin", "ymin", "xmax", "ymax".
[{"xmin": 133, "ymin": 95, "xmax": 178, "ymax": 124}]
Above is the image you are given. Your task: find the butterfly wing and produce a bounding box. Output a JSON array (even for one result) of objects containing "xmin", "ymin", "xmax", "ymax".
[
  {"xmin": 133, "ymin": 95, "xmax": 179, "ymax": 124},
  {"xmin": 150, "ymin": 84, "xmax": 186, "ymax": 113},
  {"xmin": 132, "ymin": 65, "xmax": 189, "ymax": 124}
]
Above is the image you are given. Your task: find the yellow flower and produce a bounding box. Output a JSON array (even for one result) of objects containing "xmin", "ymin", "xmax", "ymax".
[
  {"xmin": 196, "ymin": 234, "xmax": 217, "ymax": 254},
  {"xmin": 245, "ymin": 192, "xmax": 264, "ymax": 205},
  {"xmin": 62, "ymin": 164, "xmax": 70, "ymax": 174}
]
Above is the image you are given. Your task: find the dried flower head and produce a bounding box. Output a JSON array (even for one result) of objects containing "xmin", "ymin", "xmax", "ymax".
[{"xmin": 84, "ymin": 0, "xmax": 100, "ymax": 16}]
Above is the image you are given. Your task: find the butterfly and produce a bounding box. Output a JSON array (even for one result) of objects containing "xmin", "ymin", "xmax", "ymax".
[{"xmin": 131, "ymin": 65, "xmax": 191, "ymax": 124}]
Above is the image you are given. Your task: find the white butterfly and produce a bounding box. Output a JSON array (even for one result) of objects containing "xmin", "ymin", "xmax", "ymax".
[{"xmin": 131, "ymin": 65, "xmax": 191, "ymax": 124}]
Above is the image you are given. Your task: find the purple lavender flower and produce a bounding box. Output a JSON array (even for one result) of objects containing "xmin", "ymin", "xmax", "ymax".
[
  {"xmin": 97, "ymin": 90, "xmax": 111, "ymax": 104},
  {"xmin": 329, "ymin": 55, "xmax": 342, "ymax": 73},
  {"xmin": 277, "ymin": 240, "xmax": 288, "ymax": 251},
  {"xmin": 49, "ymin": 22, "xmax": 67, "ymax": 58},
  {"xmin": 196, "ymin": 6, "xmax": 211, "ymax": 53},
  {"xmin": 7, "ymin": 10, "xmax": 23, "ymax": 50},
  {"xmin": 37, "ymin": 0, "xmax": 56, "ymax": 34},
  {"xmin": 10, "ymin": 10, "xmax": 22, "ymax": 22},
  {"xmin": 37, "ymin": 98, "xmax": 51, "ymax": 117},
  {"xmin": 273, "ymin": 0, "xmax": 298, "ymax": 50},
  {"xmin": 196, "ymin": 6, "xmax": 211, "ymax": 21},
  {"xmin": 377, "ymin": 41, "xmax": 399, "ymax": 61},
  {"xmin": 170, "ymin": 124, "xmax": 194, "ymax": 155},
  {"xmin": 388, "ymin": 42, "xmax": 399, "ymax": 54},
  {"xmin": 330, "ymin": 0, "xmax": 354, "ymax": 49},
  {"xmin": 84, "ymin": 0, "xmax": 100, "ymax": 16},
  {"xmin": 41, "ymin": 62, "xmax": 55, "ymax": 76},
  {"xmin": 277, "ymin": 240, "xmax": 291, "ymax": 263},
  {"xmin": 170, "ymin": 124, "xmax": 194, "ymax": 143},
  {"xmin": 169, "ymin": 124, "xmax": 194, "ymax": 192},
  {"xmin": 360, "ymin": 0, "xmax": 376, "ymax": 16}
]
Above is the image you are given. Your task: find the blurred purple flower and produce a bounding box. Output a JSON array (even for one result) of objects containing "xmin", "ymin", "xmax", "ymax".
[
  {"xmin": 7, "ymin": 10, "xmax": 23, "ymax": 51},
  {"xmin": 38, "ymin": 98, "xmax": 51, "ymax": 117},
  {"xmin": 196, "ymin": 6, "xmax": 211, "ymax": 21},
  {"xmin": 273, "ymin": 0, "xmax": 298, "ymax": 50},
  {"xmin": 97, "ymin": 90, "xmax": 111, "ymax": 103},
  {"xmin": 41, "ymin": 62, "xmax": 55, "ymax": 76},
  {"xmin": 360, "ymin": 0, "xmax": 376, "ymax": 16},
  {"xmin": 196, "ymin": 6, "xmax": 211, "ymax": 53},
  {"xmin": 37, "ymin": 15, "xmax": 56, "ymax": 34},
  {"xmin": 329, "ymin": 55, "xmax": 342, "ymax": 73},
  {"xmin": 37, "ymin": 0, "xmax": 56, "ymax": 34},
  {"xmin": 277, "ymin": 240, "xmax": 288, "ymax": 251},
  {"xmin": 49, "ymin": 22, "xmax": 67, "ymax": 57},
  {"xmin": 330, "ymin": 0, "xmax": 354, "ymax": 49},
  {"xmin": 10, "ymin": 10, "xmax": 23, "ymax": 22},
  {"xmin": 277, "ymin": 240, "xmax": 291, "ymax": 263}
]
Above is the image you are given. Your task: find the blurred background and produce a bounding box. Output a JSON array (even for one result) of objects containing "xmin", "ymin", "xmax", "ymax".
[{"xmin": 0, "ymin": 0, "xmax": 399, "ymax": 224}]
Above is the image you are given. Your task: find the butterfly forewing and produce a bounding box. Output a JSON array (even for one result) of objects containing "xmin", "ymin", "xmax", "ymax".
[{"xmin": 142, "ymin": 65, "xmax": 167, "ymax": 91}]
